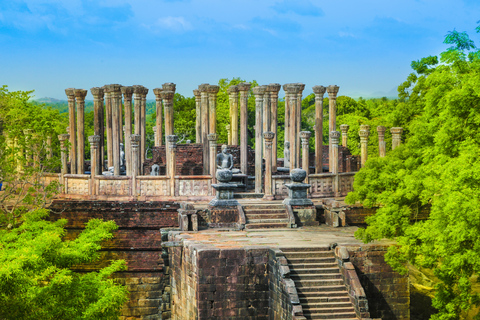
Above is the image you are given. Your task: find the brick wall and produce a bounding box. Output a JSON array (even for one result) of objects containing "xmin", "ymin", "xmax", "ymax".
[{"xmin": 48, "ymin": 200, "xmax": 180, "ymax": 320}]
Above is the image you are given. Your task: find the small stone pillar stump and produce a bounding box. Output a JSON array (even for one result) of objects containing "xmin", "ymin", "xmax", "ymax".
[
  {"xmin": 226, "ymin": 124, "xmax": 231, "ymax": 145},
  {"xmin": 208, "ymin": 133, "xmax": 218, "ymax": 185},
  {"xmin": 330, "ymin": 131, "xmax": 341, "ymax": 196},
  {"xmin": 130, "ymin": 134, "xmax": 141, "ymax": 196},
  {"xmin": 283, "ymin": 168, "xmax": 313, "ymax": 206},
  {"xmin": 300, "ymin": 131, "xmax": 311, "ymax": 178},
  {"xmin": 58, "ymin": 133, "xmax": 69, "ymax": 176},
  {"xmin": 210, "ymin": 169, "xmax": 239, "ymax": 207},
  {"xmin": 313, "ymin": 85, "xmax": 326, "ymax": 174},
  {"xmin": 88, "ymin": 135, "xmax": 100, "ymax": 195},
  {"xmin": 340, "ymin": 124, "xmax": 349, "ymax": 148},
  {"xmin": 377, "ymin": 126, "xmax": 386, "ymax": 157},
  {"xmin": 391, "ymin": 127, "xmax": 403, "ymax": 150},
  {"xmin": 238, "ymin": 82, "xmax": 251, "ymax": 175},
  {"xmin": 359, "ymin": 125, "xmax": 370, "ymax": 167},
  {"xmin": 263, "ymin": 131, "xmax": 275, "ymax": 201},
  {"xmin": 166, "ymin": 135, "xmax": 178, "ymax": 196}
]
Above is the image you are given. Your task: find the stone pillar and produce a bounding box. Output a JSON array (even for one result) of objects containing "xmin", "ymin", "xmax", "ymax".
[
  {"xmin": 238, "ymin": 82, "xmax": 251, "ymax": 175},
  {"xmin": 340, "ymin": 124, "xmax": 349, "ymax": 148},
  {"xmin": 59, "ymin": 134, "xmax": 69, "ymax": 175},
  {"xmin": 110, "ymin": 85, "xmax": 122, "ymax": 176},
  {"xmin": 262, "ymin": 88, "xmax": 271, "ymax": 155},
  {"xmin": 263, "ymin": 131, "xmax": 275, "ymax": 200},
  {"xmin": 162, "ymin": 83, "xmax": 176, "ymax": 137},
  {"xmin": 359, "ymin": 125, "xmax": 370, "ymax": 167},
  {"xmin": 296, "ymin": 83, "xmax": 305, "ymax": 166},
  {"xmin": 208, "ymin": 133, "xmax": 218, "ymax": 185},
  {"xmin": 286, "ymin": 84, "xmax": 300, "ymax": 169},
  {"xmin": 283, "ymin": 84, "xmax": 291, "ymax": 150},
  {"xmin": 130, "ymin": 134, "xmax": 141, "ymax": 196},
  {"xmin": 268, "ymin": 83, "xmax": 281, "ymax": 171},
  {"xmin": 74, "ymin": 89, "xmax": 87, "ymax": 174},
  {"xmin": 226, "ymin": 124, "xmax": 231, "ymax": 145},
  {"xmin": 391, "ymin": 127, "xmax": 403, "ymax": 150},
  {"xmin": 199, "ymin": 84, "xmax": 210, "ymax": 174},
  {"xmin": 23, "ymin": 129, "xmax": 33, "ymax": 163},
  {"xmin": 330, "ymin": 131, "xmax": 341, "ymax": 196},
  {"xmin": 377, "ymin": 126, "xmax": 386, "ymax": 157},
  {"xmin": 88, "ymin": 135, "xmax": 100, "ymax": 194},
  {"xmin": 313, "ymin": 85, "xmax": 326, "ymax": 173},
  {"xmin": 133, "ymin": 86, "xmax": 143, "ymax": 172},
  {"xmin": 228, "ymin": 85, "xmax": 239, "ymax": 145},
  {"xmin": 104, "ymin": 85, "xmax": 114, "ymax": 168},
  {"xmin": 46, "ymin": 136, "xmax": 53, "ymax": 160},
  {"xmin": 208, "ymin": 85, "xmax": 219, "ymax": 135},
  {"xmin": 166, "ymin": 135, "xmax": 178, "ymax": 197},
  {"xmin": 300, "ymin": 131, "xmax": 311, "ymax": 174},
  {"xmin": 91, "ymin": 87, "xmax": 105, "ymax": 175},
  {"xmin": 65, "ymin": 88, "xmax": 77, "ymax": 174},
  {"xmin": 153, "ymin": 88, "xmax": 163, "ymax": 146},
  {"xmin": 141, "ymin": 87, "xmax": 149, "ymax": 168},
  {"xmin": 193, "ymin": 89, "xmax": 201, "ymax": 143},
  {"xmin": 253, "ymin": 85, "xmax": 266, "ymax": 194},
  {"xmin": 121, "ymin": 86, "xmax": 134, "ymax": 176},
  {"xmin": 327, "ymin": 85, "xmax": 340, "ymax": 172}
]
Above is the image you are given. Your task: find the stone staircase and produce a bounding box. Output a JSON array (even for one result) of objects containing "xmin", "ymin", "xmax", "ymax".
[
  {"xmin": 243, "ymin": 203, "xmax": 290, "ymax": 229},
  {"xmin": 282, "ymin": 247, "xmax": 358, "ymax": 320}
]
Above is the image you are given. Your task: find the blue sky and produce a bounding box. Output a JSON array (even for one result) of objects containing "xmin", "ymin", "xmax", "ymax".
[{"xmin": 1, "ymin": 0, "xmax": 480, "ymax": 100}]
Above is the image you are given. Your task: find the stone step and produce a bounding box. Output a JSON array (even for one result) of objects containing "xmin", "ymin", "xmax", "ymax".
[
  {"xmin": 299, "ymin": 296, "xmax": 351, "ymax": 304},
  {"xmin": 303, "ymin": 312, "xmax": 357, "ymax": 319},
  {"xmin": 297, "ymin": 289, "xmax": 349, "ymax": 296},
  {"xmin": 242, "ymin": 204, "xmax": 285, "ymax": 210},
  {"xmin": 290, "ymin": 267, "xmax": 340, "ymax": 275},
  {"xmin": 287, "ymin": 257, "xmax": 336, "ymax": 264},
  {"xmin": 288, "ymin": 263, "xmax": 338, "ymax": 270},
  {"xmin": 284, "ymin": 251, "xmax": 335, "ymax": 258},
  {"xmin": 301, "ymin": 302, "xmax": 354, "ymax": 309},
  {"xmin": 247, "ymin": 218, "xmax": 290, "ymax": 224},
  {"xmin": 245, "ymin": 222, "xmax": 290, "ymax": 229},
  {"xmin": 243, "ymin": 208, "xmax": 287, "ymax": 215},
  {"xmin": 290, "ymin": 273, "xmax": 343, "ymax": 281},
  {"xmin": 293, "ymin": 279, "xmax": 344, "ymax": 287},
  {"xmin": 281, "ymin": 247, "xmax": 330, "ymax": 252},
  {"xmin": 244, "ymin": 213, "xmax": 288, "ymax": 220},
  {"xmin": 234, "ymin": 193, "xmax": 263, "ymax": 199},
  {"xmin": 303, "ymin": 307, "xmax": 355, "ymax": 314}
]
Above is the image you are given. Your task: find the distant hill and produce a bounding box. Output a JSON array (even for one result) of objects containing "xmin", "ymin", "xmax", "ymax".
[{"xmin": 33, "ymin": 98, "xmax": 157, "ymax": 115}]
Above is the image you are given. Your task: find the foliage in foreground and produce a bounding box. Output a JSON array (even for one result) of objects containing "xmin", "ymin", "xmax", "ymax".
[{"xmin": 346, "ymin": 25, "xmax": 480, "ymax": 319}]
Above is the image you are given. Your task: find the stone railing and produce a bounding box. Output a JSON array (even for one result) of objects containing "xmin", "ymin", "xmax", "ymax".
[
  {"xmin": 334, "ymin": 246, "xmax": 374, "ymax": 320},
  {"xmin": 268, "ymin": 249, "xmax": 306, "ymax": 320}
]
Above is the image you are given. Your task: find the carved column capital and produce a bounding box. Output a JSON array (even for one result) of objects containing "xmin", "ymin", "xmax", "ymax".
[
  {"xmin": 267, "ymin": 83, "xmax": 281, "ymax": 94},
  {"xmin": 237, "ymin": 82, "xmax": 251, "ymax": 93},
  {"xmin": 90, "ymin": 87, "xmax": 105, "ymax": 100},
  {"xmin": 359, "ymin": 125, "xmax": 370, "ymax": 141},
  {"xmin": 340, "ymin": 124, "xmax": 350, "ymax": 134},
  {"xmin": 300, "ymin": 131, "xmax": 312, "ymax": 146},
  {"xmin": 252, "ymin": 85, "xmax": 267, "ymax": 96},
  {"xmin": 65, "ymin": 88, "xmax": 76, "ymax": 100},
  {"xmin": 285, "ymin": 83, "xmax": 301, "ymax": 95},
  {"xmin": 74, "ymin": 89, "xmax": 88, "ymax": 101},
  {"xmin": 377, "ymin": 125, "xmax": 386, "ymax": 137},
  {"xmin": 198, "ymin": 83, "xmax": 210, "ymax": 92},
  {"xmin": 297, "ymin": 83, "xmax": 305, "ymax": 93},
  {"xmin": 121, "ymin": 86, "xmax": 134, "ymax": 96},
  {"xmin": 166, "ymin": 135, "xmax": 178, "ymax": 149},
  {"xmin": 227, "ymin": 85, "xmax": 239, "ymax": 95},
  {"xmin": 161, "ymin": 90, "xmax": 175, "ymax": 101},
  {"xmin": 330, "ymin": 131, "xmax": 341, "ymax": 145},
  {"xmin": 162, "ymin": 82, "xmax": 176, "ymax": 92},
  {"xmin": 327, "ymin": 85, "xmax": 340, "ymax": 99},
  {"xmin": 193, "ymin": 89, "xmax": 201, "ymax": 98},
  {"xmin": 390, "ymin": 127, "xmax": 403, "ymax": 135},
  {"xmin": 153, "ymin": 88, "xmax": 163, "ymax": 100},
  {"xmin": 88, "ymin": 135, "xmax": 101, "ymax": 146},
  {"xmin": 130, "ymin": 134, "xmax": 141, "ymax": 146},
  {"xmin": 263, "ymin": 131, "xmax": 275, "ymax": 142},
  {"xmin": 207, "ymin": 133, "xmax": 218, "ymax": 142},
  {"xmin": 58, "ymin": 133, "xmax": 70, "ymax": 142},
  {"xmin": 133, "ymin": 85, "xmax": 144, "ymax": 95},
  {"xmin": 312, "ymin": 85, "xmax": 326, "ymax": 96},
  {"xmin": 207, "ymin": 85, "xmax": 220, "ymax": 94}
]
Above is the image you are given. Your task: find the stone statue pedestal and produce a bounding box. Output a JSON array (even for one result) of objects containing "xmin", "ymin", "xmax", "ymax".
[
  {"xmin": 283, "ymin": 168, "xmax": 313, "ymax": 206},
  {"xmin": 209, "ymin": 169, "xmax": 239, "ymax": 207}
]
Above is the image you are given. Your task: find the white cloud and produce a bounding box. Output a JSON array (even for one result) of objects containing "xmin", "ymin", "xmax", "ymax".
[{"xmin": 151, "ymin": 16, "xmax": 192, "ymax": 32}]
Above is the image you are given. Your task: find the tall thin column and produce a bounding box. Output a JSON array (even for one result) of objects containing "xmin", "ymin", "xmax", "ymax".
[
  {"xmin": 208, "ymin": 85, "xmax": 219, "ymax": 134},
  {"xmin": 228, "ymin": 85, "xmax": 239, "ymax": 145},
  {"xmin": 286, "ymin": 84, "xmax": 300, "ymax": 169},
  {"xmin": 313, "ymin": 85, "xmax": 326, "ymax": 173},
  {"xmin": 238, "ymin": 82, "xmax": 251, "ymax": 175},
  {"xmin": 283, "ymin": 84, "xmax": 291, "ymax": 149},
  {"xmin": 391, "ymin": 127, "xmax": 403, "ymax": 150},
  {"xmin": 88, "ymin": 135, "xmax": 100, "ymax": 195},
  {"xmin": 110, "ymin": 85, "xmax": 122, "ymax": 176},
  {"xmin": 262, "ymin": 89, "xmax": 271, "ymax": 156},
  {"xmin": 58, "ymin": 134, "xmax": 69, "ymax": 176},
  {"xmin": 65, "ymin": 88, "xmax": 77, "ymax": 174},
  {"xmin": 263, "ymin": 132, "xmax": 275, "ymax": 201},
  {"xmin": 122, "ymin": 86, "xmax": 134, "ymax": 175},
  {"xmin": 133, "ymin": 86, "xmax": 143, "ymax": 174},
  {"xmin": 199, "ymin": 84, "xmax": 210, "ymax": 174},
  {"xmin": 162, "ymin": 83, "xmax": 176, "ymax": 137},
  {"xmin": 269, "ymin": 83, "xmax": 281, "ymax": 172},
  {"xmin": 253, "ymin": 85, "xmax": 266, "ymax": 194},
  {"xmin": 340, "ymin": 124, "xmax": 349, "ymax": 148},
  {"xmin": 141, "ymin": 87, "xmax": 149, "ymax": 169},
  {"xmin": 296, "ymin": 83, "xmax": 305, "ymax": 166},
  {"xmin": 46, "ymin": 136, "xmax": 53, "ymax": 160},
  {"xmin": 74, "ymin": 89, "xmax": 87, "ymax": 174},
  {"xmin": 226, "ymin": 125, "xmax": 231, "ymax": 145},
  {"xmin": 153, "ymin": 88, "xmax": 164, "ymax": 146},
  {"xmin": 359, "ymin": 125, "xmax": 370, "ymax": 167},
  {"xmin": 117, "ymin": 86, "xmax": 124, "ymax": 145},
  {"xmin": 208, "ymin": 133, "xmax": 218, "ymax": 184},
  {"xmin": 193, "ymin": 89, "xmax": 201, "ymax": 143},
  {"xmin": 330, "ymin": 131, "xmax": 341, "ymax": 196},
  {"xmin": 327, "ymin": 85, "xmax": 340, "ymax": 172},
  {"xmin": 377, "ymin": 126, "xmax": 386, "ymax": 157},
  {"xmin": 91, "ymin": 87, "xmax": 105, "ymax": 175},
  {"xmin": 104, "ymin": 85, "xmax": 114, "ymax": 168},
  {"xmin": 166, "ymin": 135, "xmax": 178, "ymax": 197},
  {"xmin": 300, "ymin": 131, "xmax": 311, "ymax": 175},
  {"xmin": 131, "ymin": 134, "xmax": 140, "ymax": 196}
]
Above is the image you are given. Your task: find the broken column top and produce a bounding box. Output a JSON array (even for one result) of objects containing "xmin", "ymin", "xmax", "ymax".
[
  {"xmin": 237, "ymin": 82, "xmax": 251, "ymax": 91},
  {"xmin": 207, "ymin": 85, "xmax": 220, "ymax": 94},
  {"xmin": 377, "ymin": 126, "xmax": 386, "ymax": 135},
  {"xmin": 162, "ymin": 83, "xmax": 176, "ymax": 92},
  {"xmin": 252, "ymin": 85, "xmax": 267, "ymax": 95},
  {"xmin": 193, "ymin": 89, "xmax": 201, "ymax": 97},
  {"xmin": 90, "ymin": 87, "xmax": 104, "ymax": 98},
  {"xmin": 312, "ymin": 85, "xmax": 327, "ymax": 95},
  {"xmin": 227, "ymin": 85, "xmax": 239, "ymax": 93},
  {"xmin": 327, "ymin": 85, "xmax": 340, "ymax": 97},
  {"xmin": 153, "ymin": 88, "xmax": 163, "ymax": 97},
  {"xmin": 74, "ymin": 89, "xmax": 88, "ymax": 99},
  {"xmin": 65, "ymin": 88, "xmax": 75, "ymax": 97},
  {"xmin": 330, "ymin": 130, "xmax": 341, "ymax": 144},
  {"xmin": 267, "ymin": 83, "xmax": 281, "ymax": 93},
  {"xmin": 198, "ymin": 83, "xmax": 210, "ymax": 92},
  {"xmin": 340, "ymin": 124, "xmax": 350, "ymax": 132}
]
